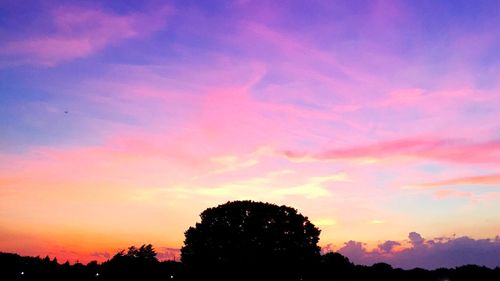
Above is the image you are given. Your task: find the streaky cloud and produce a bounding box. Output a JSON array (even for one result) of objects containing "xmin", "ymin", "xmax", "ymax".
[
  {"xmin": 0, "ymin": 4, "xmax": 172, "ymax": 66},
  {"xmin": 412, "ymin": 174, "xmax": 500, "ymax": 189},
  {"xmin": 284, "ymin": 137, "xmax": 500, "ymax": 165}
]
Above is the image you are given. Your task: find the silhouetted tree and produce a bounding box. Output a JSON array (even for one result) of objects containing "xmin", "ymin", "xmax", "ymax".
[
  {"xmin": 369, "ymin": 262, "xmax": 395, "ymax": 281},
  {"xmin": 319, "ymin": 252, "xmax": 354, "ymax": 280},
  {"xmin": 125, "ymin": 244, "xmax": 157, "ymax": 262},
  {"xmin": 181, "ymin": 200, "xmax": 321, "ymax": 280},
  {"xmin": 101, "ymin": 244, "xmax": 159, "ymax": 280}
]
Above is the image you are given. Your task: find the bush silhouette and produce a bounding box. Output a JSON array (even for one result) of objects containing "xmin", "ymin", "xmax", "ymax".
[{"xmin": 181, "ymin": 200, "xmax": 321, "ymax": 280}]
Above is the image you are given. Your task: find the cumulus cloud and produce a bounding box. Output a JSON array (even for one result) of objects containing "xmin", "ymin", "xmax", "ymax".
[
  {"xmin": 408, "ymin": 232, "xmax": 425, "ymax": 247},
  {"xmin": 338, "ymin": 241, "xmax": 368, "ymax": 261},
  {"xmin": 378, "ymin": 240, "xmax": 401, "ymax": 253},
  {"xmin": 336, "ymin": 232, "xmax": 500, "ymax": 269}
]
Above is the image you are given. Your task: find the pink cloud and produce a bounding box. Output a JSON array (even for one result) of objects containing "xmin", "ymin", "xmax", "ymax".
[
  {"xmin": 0, "ymin": 5, "xmax": 171, "ymax": 66},
  {"xmin": 433, "ymin": 190, "xmax": 474, "ymax": 200},
  {"xmin": 416, "ymin": 174, "xmax": 500, "ymax": 189},
  {"xmin": 376, "ymin": 88, "xmax": 426, "ymax": 107},
  {"xmin": 90, "ymin": 251, "xmax": 111, "ymax": 260},
  {"xmin": 224, "ymin": 20, "xmax": 391, "ymax": 99},
  {"xmin": 156, "ymin": 247, "xmax": 181, "ymax": 261},
  {"xmin": 284, "ymin": 137, "xmax": 500, "ymax": 165}
]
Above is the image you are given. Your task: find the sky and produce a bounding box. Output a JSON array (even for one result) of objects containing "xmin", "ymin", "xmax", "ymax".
[{"xmin": 0, "ymin": 0, "xmax": 499, "ymax": 269}]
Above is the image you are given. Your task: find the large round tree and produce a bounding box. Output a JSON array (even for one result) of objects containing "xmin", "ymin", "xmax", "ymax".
[{"xmin": 181, "ymin": 200, "xmax": 321, "ymax": 280}]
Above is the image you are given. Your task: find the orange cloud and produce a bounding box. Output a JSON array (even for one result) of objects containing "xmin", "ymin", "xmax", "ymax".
[
  {"xmin": 413, "ymin": 174, "xmax": 500, "ymax": 189},
  {"xmin": 433, "ymin": 190, "xmax": 473, "ymax": 199}
]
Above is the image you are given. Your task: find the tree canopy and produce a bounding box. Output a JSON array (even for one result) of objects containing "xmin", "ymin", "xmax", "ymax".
[
  {"xmin": 102, "ymin": 244, "xmax": 159, "ymax": 280},
  {"xmin": 181, "ymin": 200, "xmax": 321, "ymax": 280},
  {"xmin": 111, "ymin": 244, "xmax": 157, "ymax": 263}
]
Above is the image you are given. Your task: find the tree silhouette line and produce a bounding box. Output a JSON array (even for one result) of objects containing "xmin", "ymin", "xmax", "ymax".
[{"xmin": 1, "ymin": 201, "xmax": 499, "ymax": 281}]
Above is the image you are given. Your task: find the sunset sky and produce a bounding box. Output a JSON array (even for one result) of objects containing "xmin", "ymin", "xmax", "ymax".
[{"xmin": 1, "ymin": 0, "xmax": 499, "ymax": 269}]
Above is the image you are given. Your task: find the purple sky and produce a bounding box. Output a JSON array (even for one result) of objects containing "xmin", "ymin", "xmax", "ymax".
[{"xmin": 0, "ymin": 0, "xmax": 499, "ymax": 269}]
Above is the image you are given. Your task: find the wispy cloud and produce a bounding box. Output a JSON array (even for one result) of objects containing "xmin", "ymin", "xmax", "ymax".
[
  {"xmin": 284, "ymin": 138, "xmax": 500, "ymax": 165},
  {"xmin": 0, "ymin": 5, "xmax": 171, "ymax": 66},
  {"xmin": 90, "ymin": 251, "xmax": 111, "ymax": 259},
  {"xmin": 312, "ymin": 218, "xmax": 337, "ymax": 227},
  {"xmin": 412, "ymin": 174, "xmax": 500, "ymax": 189}
]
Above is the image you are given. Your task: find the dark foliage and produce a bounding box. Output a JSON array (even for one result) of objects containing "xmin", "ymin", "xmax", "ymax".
[
  {"xmin": 181, "ymin": 200, "xmax": 321, "ymax": 280},
  {"xmin": 100, "ymin": 244, "xmax": 161, "ymax": 280},
  {"xmin": 0, "ymin": 245, "xmax": 184, "ymax": 281},
  {"xmin": 2, "ymin": 251, "xmax": 499, "ymax": 281},
  {"xmin": 316, "ymin": 252, "xmax": 355, "ymax": 280}
]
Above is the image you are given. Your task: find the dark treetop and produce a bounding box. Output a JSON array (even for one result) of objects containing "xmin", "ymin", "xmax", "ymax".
[{"xmin": 181, "ymin": 200, "xmax": 321, "ymax": 280}]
